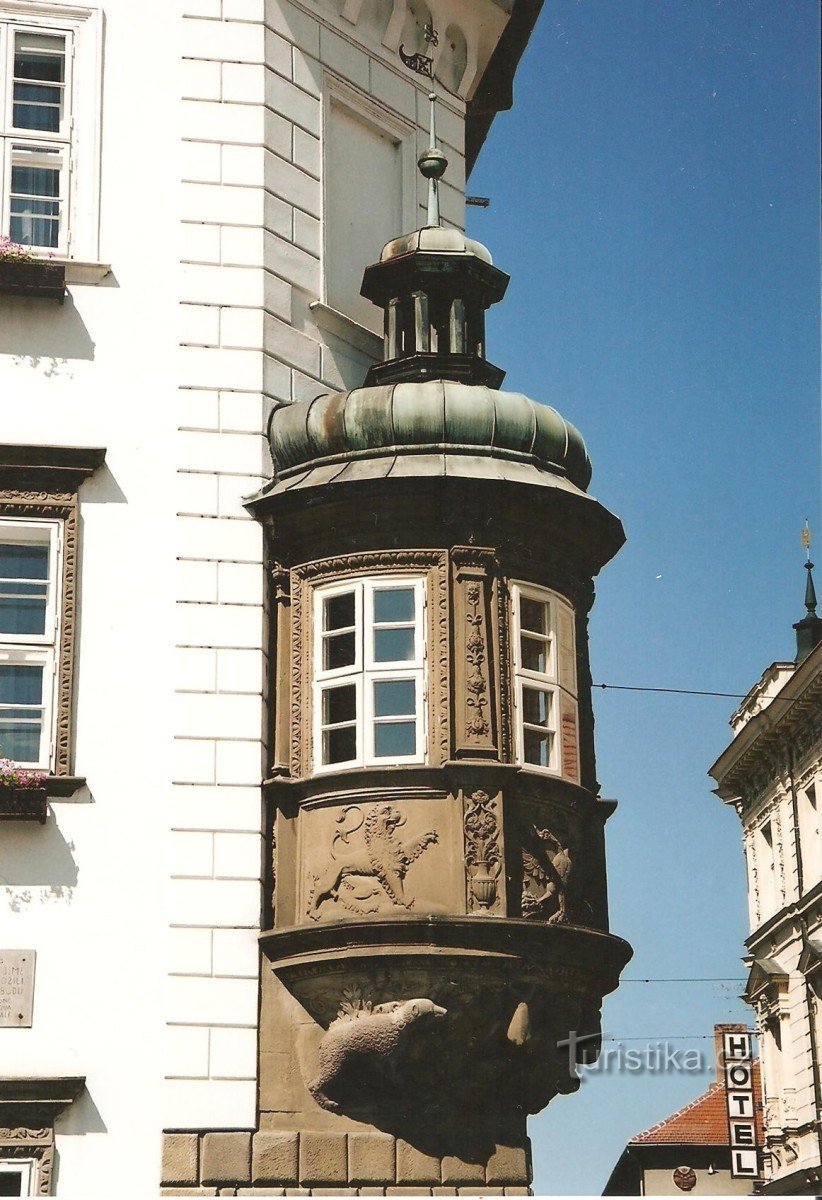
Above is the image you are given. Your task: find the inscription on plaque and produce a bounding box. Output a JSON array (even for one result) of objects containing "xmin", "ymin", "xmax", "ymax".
[{"xmin": 0, "ymin": 950, "xmax": 36, "ymax": 1027}]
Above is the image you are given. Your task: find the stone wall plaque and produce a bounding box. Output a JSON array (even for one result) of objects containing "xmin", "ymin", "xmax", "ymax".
[{"xmin": 0, "ymin": 950, "xmax": 36, "ymax": 1027}]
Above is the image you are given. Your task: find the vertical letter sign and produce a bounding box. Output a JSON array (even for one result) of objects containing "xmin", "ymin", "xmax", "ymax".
[{"xmin": 723, "ymin": 1031, "xmax": 759, "ymax": 1179}]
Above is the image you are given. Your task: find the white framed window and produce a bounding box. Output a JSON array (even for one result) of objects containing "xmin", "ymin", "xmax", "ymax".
[
  {"xmin": 312, "ymin": 576, "xmax": 426, "ymax": 771},
  {"xmin": 0, "ymin": 518, "xmax": 61, "ymax": 769},
  {"xmin": 0, "ymin": 3, "xmax": 103, "ymax": 259},
  {"xmin": 0, "ymin": 1157, "xmax": 35, "ymax": 1196},
  {"xmin": 511, "ymin": 582, "xmax": 579, "ymax": 778},
  {"xmin": 322, "ymin": 77, "xmax": 416, "ymax": 336},
  {"xmin": 799, "ymin": 779, "xmax": 821, "ymax": 889}
]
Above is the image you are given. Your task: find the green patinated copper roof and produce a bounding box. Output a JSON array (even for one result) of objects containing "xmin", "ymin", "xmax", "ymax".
[
  {"xmin": 379, "ymin": 226, "xmax": 494, "ymax": 265},
  {"xmin": 268, "ymin": 379, "xmax": 592, "ymax": 492}
]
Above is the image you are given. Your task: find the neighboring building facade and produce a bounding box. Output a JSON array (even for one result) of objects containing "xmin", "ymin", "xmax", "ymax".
[
  {"xmin": 1, "ymin": 0, "xmax": 635, "ymax": 1195},
  {"xmin": 603, "ymin": 1027, "xmax": 765, "ymax": 1197},
  {"xmin": 710, "ymin": 564, "xmax": 822, "ymax": 1194}
]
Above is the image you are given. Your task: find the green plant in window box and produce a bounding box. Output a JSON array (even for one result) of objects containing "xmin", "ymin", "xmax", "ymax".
[
  {"xmin": 0, "ymin": 756, "xmax": 48, "ymax": 823},
  {"xmin": 0, "ymin": 235, "xmax": 65, "ymax": 302}
]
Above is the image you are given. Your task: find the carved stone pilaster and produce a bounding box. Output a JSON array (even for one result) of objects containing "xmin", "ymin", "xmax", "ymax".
[
  {"xmin": 463, "ymin": 789, "xmax": 504, "ymax": 914},
  {"xmin": 269, "ymin": 564, "xmax": 291, "ymax": 776},
  {"xmin": 452, "ymin": 548, "xmax": 498, "ymax": 759}
]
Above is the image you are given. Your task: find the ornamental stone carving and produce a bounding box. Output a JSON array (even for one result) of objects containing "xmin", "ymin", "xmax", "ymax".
[
  {"xmin": 308, "ymin": 991, "xmax": 447, "ymax": 1113},
  {"xmin": 463, "ymin": 789, "xmax": 503, "ymax": 913},
  {"xmin": 305, "ymin": 802, "xmax": 442, "ymax": 922},
  {"xmin": 465, "ymin": 583, "xmax": 490, "ymax": 739},
  {"xmin": 521, "ymin": 824, "xmax": 574, "ymax": 923}
]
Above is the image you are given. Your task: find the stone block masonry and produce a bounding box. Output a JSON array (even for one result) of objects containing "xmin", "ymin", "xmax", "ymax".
[
  {"xmin": 170, "ymin": 0, "xmax": 468, "ymax": 1132},
  {"xmin": 160, "ymin": 1131, "xmax": 531, "ymax": 1194}
]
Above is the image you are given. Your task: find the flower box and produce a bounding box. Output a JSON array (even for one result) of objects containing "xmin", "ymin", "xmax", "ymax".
[
  {"xmin": 0, "ymin": 787, "xmax": 48, "ymax": 823},
  {"xmin": 0, "ymin": 258, "xmax": 66, "ymax": 302}
]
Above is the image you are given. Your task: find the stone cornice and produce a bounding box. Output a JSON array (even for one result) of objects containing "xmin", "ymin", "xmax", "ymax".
[
  {"xmin": 0, "ymin": 1076, "xmax": 85, "ymax": 1121},
  {"xmin": 709, "ymin": 643, "xmax": 822, "ymax": 803},
  {"xmin": 0, "ymin": 444, "xmax": 106, "ymax": 492}
]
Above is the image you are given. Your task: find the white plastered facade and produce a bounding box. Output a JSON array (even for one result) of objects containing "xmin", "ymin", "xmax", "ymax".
[{"xmin": 0, "ymin": 0, "xmax": 514, "ymax": 1191}]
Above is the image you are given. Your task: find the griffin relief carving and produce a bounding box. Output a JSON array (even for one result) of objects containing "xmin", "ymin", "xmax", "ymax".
[
  {"xmin": 521, "ymin": 824, "xmax": 574, "ymax": 923},
  {"xmin": 307, "ymin": 803, "xmax": 438, "ymax": 920}
]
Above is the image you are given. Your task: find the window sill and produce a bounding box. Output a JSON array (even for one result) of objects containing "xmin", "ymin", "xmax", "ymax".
[
  {"xmin": 309, "ymin": 301, "xmax": 382, "ymax": 360},
  {"xmin": 61, "ymin": 259, "xmax": 112, "ymax": 285}
]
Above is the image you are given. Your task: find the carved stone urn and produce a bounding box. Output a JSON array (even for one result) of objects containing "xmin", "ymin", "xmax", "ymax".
[{"xmin": 246, "ymin": 153, "xmax": 632, "ymax": 1195}]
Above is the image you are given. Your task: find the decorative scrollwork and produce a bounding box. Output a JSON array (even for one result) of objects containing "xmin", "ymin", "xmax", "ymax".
[
  {"xmin": 464, "ymin": 790, "xmax": 502, "ymax": 911},
  {"xmin": 465, "ymin": 584, "xmax": 489, "ymax": 738}
]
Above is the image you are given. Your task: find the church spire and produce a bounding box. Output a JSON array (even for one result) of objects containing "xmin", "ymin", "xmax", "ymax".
[{"xmin": 794, "ymin": 520, "xmax": 822, "ymax": 662}]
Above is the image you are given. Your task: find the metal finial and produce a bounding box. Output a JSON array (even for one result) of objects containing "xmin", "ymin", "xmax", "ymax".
[
  {"xmin": 802, "ymin": 519, "xmax": 811, "ymax": 561},
  {"xmin": 802, "ymin": 522, "xmax": 818, "ymax": 615},
  {"xmin": 417, "ymin": 91, "xmax": 448, "ymax": 227}
]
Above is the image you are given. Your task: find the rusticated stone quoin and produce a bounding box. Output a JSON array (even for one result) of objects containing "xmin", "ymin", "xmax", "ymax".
[
  {"xmin": 251, "ymin": 1131, "xmax": 299, "ymax": 1186},
  {"xmin": 298, "ymin": 1131, "xmax": 348, "ymax": 1185},
  {"xmin": 162, "ymin": 1133, "xmax": 200, "ymax": 1186},
  {"xmin": 396, "ymin": 1139, "xmax": 442, "ymax": 1185},
  {"xmin": 348, "ymin": 1132, "xmax": 397, "ymax": 1184},
  {"xmin": 485, "ymin": 1144, "xmax": 530, "ymax": 1185},
  {"xmin": 200, "ymin": 1132, "xmax": 252, "ymax": 1186}
]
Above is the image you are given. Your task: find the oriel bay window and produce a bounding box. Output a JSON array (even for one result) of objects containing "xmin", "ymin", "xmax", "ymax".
[
  {"xmin": 313, "ymin": 577, "xmax": 426, "ymax": 770},
  {"xmin": 511, "ymin": 582, "xmax": 579, "ymax": 778},
  {"xmin": 0, "ymin": 519, "xmax": 60, "ymax": 768}
]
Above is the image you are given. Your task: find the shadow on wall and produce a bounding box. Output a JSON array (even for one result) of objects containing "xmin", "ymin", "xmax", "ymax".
[
  {"xmin": 80, "ymin": 462, "xmax": 127, "ymax": 504},
  {"xmin": 55, "ymin": 1086, "xmax": 107, "ymax": 1136},
  {"xmin": 0, "ymin": 813, "xmax": 79, "ymax": 904},
  {"xmin": 0, "ymin": 290, "xmax": 96, "ymax": 369}
]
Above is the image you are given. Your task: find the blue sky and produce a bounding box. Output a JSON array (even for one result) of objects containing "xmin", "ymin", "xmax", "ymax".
[{"xmin": 468, "ymin": 1, "xmax": 820, "ymax": 1192}]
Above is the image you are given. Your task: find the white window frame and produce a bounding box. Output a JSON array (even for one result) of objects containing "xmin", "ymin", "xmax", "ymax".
[
  {"xmin": 0, "ymin": 2, "xmax": 103, "ymax": 261},
  {"xmin": 0, "ymin": 517, "xmax": 61, "ymax": 770},
  {"xmin": 511, "ymin": 581, "xmax": 561, "ymax": 775},
  {"xmin": 0, "ymin": 1156, "xmax": 36, "ymax": 1196},
  {"xmin": 312, "ymin": 576, "xmax": 427, "ymax": 773}
]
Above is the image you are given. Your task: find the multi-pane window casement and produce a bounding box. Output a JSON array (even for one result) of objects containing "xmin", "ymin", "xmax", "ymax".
[
  {"xmin": 0, "ymin": 1157, "xmax": 35, "ymax": 1197},
  {"xmin": 511, "ymin": 582, "xmax": 579, "ymax": 777},
  {"xmin": 1, "ymin": 24, "xmax": 71, "ymax": 253},
  {"xmin": 312, "ymin": 577, "xmax": 426, "ymax": 771},
  {"xmin": 0, "ymin": 6, "xmax": 102, "ymax": 260},
  {"xmin": 0, "ymin": 519, "xmax": 60, "ymax": 769}
]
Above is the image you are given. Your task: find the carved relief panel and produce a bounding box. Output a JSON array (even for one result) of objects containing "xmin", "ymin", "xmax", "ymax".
[
  {"xmin": 452, "ymin": 548, "xmax": 500, "ymax": 760},
  {"xmin": 297, "ymin": 796, "xmax": 461, "ymax": 924},
  {"xmin": 462, "ymin": 788, "xmax": 505, "ymax": 915},
  {"xmin": 513, "ymin": 801, "xmax": 601, "ymax": 929}
]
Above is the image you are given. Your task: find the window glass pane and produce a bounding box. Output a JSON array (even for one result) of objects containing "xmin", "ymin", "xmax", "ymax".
[
  {"xmin": 322, "ymin": 684, "xmax": 356, "ymax": 726},
  {"xmin": 521, "ymin": 635, "xmax": 548, "ymax": 674},
  {"xmin": 523, "ymin": 728, "xmax": 551, "ymax": 767},
  {"xmin": 0, "ymin": 664, "xmax": 44, "ymax": 706},
  {"xmin": 0, "ymin": 543, "xmax": 49, "ymax": 636},
  {"xmin": 522, "ymin": 686, "xmax": 551, "ymax": 727},
  {"xmin": 10, "ymin": 154, "xmax": 61, "ymax": 248},
  {"xmin": 0, "ymin": 1169, "xmax": 24, "ymax": 1197},
  {"xmin": 323, "ymin": 631, "xmax": 355, "ymax": 671},
  {"xmin": 323, "ymin": 724, "xmax": 356, "ymax": 764},
  {"xmin": 0, "ymin": 543, "xmax": 49, "ymax": 580},
  {"xmin": 13, "ymin": 33, "xmax": 65, "ymax": 133},
  {"xmin": 374, "ymin": 720, "xmax": 416, "ymax": 758},
  {"xmin": 324, "ymin": 592, "xmax": 355, "ymax": 631},
  {"xmin": 374, "ymin": 679, "xmax": 415, "ymax": 717},
  {"xmin": 374, "ymin": 587, "xmax": 415, "ymax": 623},
  {"xmin": 374, "ymin": 627, "xmax": 414, "ymax": 662},
  {"xmin": 520, "ymin": 596, "xmax": 549, "ymax": 636}
]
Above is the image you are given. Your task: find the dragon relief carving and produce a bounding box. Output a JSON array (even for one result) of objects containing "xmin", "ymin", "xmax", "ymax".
[
  {"xmin": 307, "ymin": 803, "xmax": 438, "ymax": 920},
  {"xmin": 521, "ymin": 824, "xmax": 576, "ymax": 923}
]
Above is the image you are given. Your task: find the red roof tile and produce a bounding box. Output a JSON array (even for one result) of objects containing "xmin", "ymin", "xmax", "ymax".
[{"xmin": 630, "ymin": 1062, "xmax": 763, "ymax": 1147}]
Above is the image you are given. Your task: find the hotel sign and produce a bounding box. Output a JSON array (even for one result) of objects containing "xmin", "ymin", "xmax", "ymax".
[{"xmin": 723, "ymin": 1031, "xmax": 759, "ymax": 1179}]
